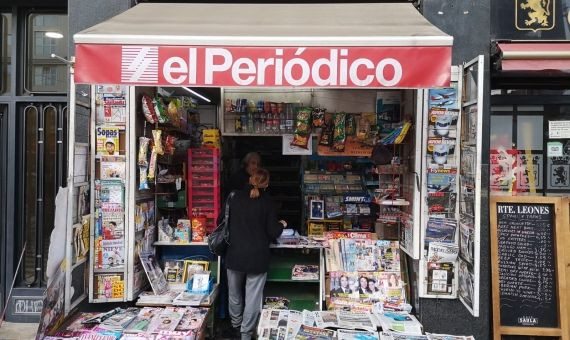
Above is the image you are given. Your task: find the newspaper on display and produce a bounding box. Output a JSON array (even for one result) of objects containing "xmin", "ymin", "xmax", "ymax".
[{"xmin": 257, "ymin": 308, "xmax": 473, "ymax": 340}]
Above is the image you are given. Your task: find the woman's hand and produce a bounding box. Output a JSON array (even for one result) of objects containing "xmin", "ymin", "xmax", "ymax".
[{"xmin": 279, "ymin": 220, "xmax": 287, "ymax": 228}]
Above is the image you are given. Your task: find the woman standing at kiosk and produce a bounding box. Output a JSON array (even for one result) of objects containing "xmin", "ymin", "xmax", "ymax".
[{"xmin": 225, "ymin": 168, "xmax": 286, "ymax": 340}]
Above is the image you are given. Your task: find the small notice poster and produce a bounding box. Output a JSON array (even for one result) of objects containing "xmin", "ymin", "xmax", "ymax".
[{"xmin": 548, "ymin": 120, "xmax": 570, "ymax": 139}]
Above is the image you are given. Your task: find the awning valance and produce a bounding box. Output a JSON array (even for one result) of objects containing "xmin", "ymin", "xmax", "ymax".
[
  {"xmin": 497, "ymin": 43, "xmax": 570, "ymax": 71},
  {"xmin": 74, "ymin": 3, "xmax": 453, "ymax": 88}
]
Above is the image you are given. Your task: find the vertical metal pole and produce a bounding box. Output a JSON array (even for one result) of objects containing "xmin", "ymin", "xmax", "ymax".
[{"xmin": 36, "ymin": 104, "xmax": 44, "ymax": 287}]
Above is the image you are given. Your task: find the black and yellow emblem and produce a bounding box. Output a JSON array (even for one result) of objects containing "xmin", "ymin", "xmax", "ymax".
[{"xmin": 515, "ymin": 0, "xmax": 555, "ymax": 31}]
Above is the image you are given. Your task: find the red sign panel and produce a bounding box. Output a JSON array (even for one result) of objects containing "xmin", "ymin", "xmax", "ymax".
[{"xmin": 75, "ymin": 44, "xmax": 451, "ymax": 88}]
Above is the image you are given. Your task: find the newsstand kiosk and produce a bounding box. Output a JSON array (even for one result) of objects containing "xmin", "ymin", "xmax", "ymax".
[{"xmin": 37, "ymin": 3, "xmax": 485, "ymax": 339}]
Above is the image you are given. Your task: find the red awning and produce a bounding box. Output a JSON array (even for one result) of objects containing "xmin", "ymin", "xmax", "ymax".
[
  {"xmin": 498, "ymin": 43, "xmax": 570, "ymax": 71},
  {"xmin": 73, "ymin": 3, "xmax": 453, "ymax": 88}
]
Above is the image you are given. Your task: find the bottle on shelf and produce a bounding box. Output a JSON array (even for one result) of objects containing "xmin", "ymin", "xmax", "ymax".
[
  {"xmin": 266, "ymin": 111, "xmax": 274, "ymax": 134},
  {"xmin": 285, "ymin": 103, "xmax": 294, "ymax": 133},
  {"xmin": 247, "ymin": 111, "xmax": 254, "ymax": 133}
]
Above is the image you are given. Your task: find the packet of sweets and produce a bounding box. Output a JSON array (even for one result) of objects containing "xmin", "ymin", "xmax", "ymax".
[
  {"xmin": 319, "ymin": 123, "xmax": 334, "ymax": 146},
  {"xmin": 152, "ymin": 130, "xmax": 164, "ymax": 155},
  {"xmin": 142, "ymin": 95, "xmax": 158, "ymax": 124},
  {"xmin": 139, "ymin": 167, "xmax": 149, "ymax": 190},
  {"xmin": 166, "ymin": 99, "xmax": 181, "ymax": 127},
  {"xmin": 165, "ymin": 135, "xmax": 177, "ymax": 155},
  {"xmin": 333, "ymin": 112, "xmax": 347, "ymax": 151},
  {"xmin": 346, "ymin": 114, "xmax": 356, "ymax": 136},
  {"xmin": 148, "ymin": 149, "xmax": 157, "ymax": 180},
  {"xmin": 153, "ymin": 96, "xmax": 169, "ymax": 124},
  {"xmin": 312, "ymin": 108, "xmax": 325, "ymax": 128},
  {"xmin": 291, "ymin": 107, "xmax": 312, "ymax": 149},
  {"xmin": 138, "ymin": 137, "xmax": 150, "ymax": 167}
]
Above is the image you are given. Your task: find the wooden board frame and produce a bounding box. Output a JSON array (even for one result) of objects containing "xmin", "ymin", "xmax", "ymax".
[{"xmin": 490, "ymin": 196, "xmax": 569, "ymax": 340}]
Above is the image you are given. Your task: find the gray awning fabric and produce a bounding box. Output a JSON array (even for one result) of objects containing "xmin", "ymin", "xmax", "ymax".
[{"xmin": 74, "ymin": 3, "xmax": 452, "ymax": 47}]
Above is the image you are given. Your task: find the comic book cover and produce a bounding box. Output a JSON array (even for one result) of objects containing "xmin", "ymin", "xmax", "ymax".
[
  {"xmin": 427, "ymin": 192, "xmax": 457, "ymax": 217},
  {"xmin": 424, "ymin": 218, "xmax": 457, "ymax": 247},
  {"xmin": 124, "ymin": 307, "xmax": 161, "ymax": 334},
  {"xmin": 101, "ymin": 239, "xmax": 125, "ymax": 268},
  {"xmin": 146, "ymin": 307, "xmax": 185, "ymax": 334},
  {"xmin": 376, "ymin": 240, "xmax": 400, "ymax": 272},
  {"xmin": 426, "ymin": 138, "xmax": 457, "ymax": 168},
  {"xmin": 96, "ymin": 126, "xmax": 120, "ymax": 155},
  {"xmin": 102, "ymin": 218, "xmax": 124, "ymax": 240},
  {"xmin": 174, "ymin": 219, "xmax": 191, "ymax": 243},
  {"xmin": 175, "ymin": 307, "xmax": 208, "ymax": 332},
  {"xmin": 96, "ymin": 92, "xmax": 127, "ymax": 124},
  {"xmin": 100, "ymin": 158, "xmax": 126, "ymax": 180},
  {"xmin": 428, "ymin": 88, "xmax": 458, "ymax": 110},
  {"xmin": 99, "ymin": 180, "xmax": 124, "ymax": 207},
  {"xmin": 428, "ymin": 108, "xmax": 459, "ymax": 138},
  {"xmin": 427, "ymin": 242, "xmax": 459, "ymax": 263},
  {"xmin": 427, "ymin": 262, "xmax": 455, "ymax": 295},
  {"xmin": 139, "ymin": 251, "xmax": 169, "ymax": 295},
  {"xmin": 459, "ymin": 218, "xmax": 475, "ymax": 264},
  {"xmin": 427, "ymin": 171, "xmax": 457, "ymax": 193}
]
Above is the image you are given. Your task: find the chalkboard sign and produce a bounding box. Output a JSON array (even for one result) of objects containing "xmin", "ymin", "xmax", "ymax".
[
  {"xmin": 496, "ymin": 202, "xmax": 556, "ymax": 327},
  {"xmin": 491, "ymin": 196, "xmax": 569, "ymax": 340}
]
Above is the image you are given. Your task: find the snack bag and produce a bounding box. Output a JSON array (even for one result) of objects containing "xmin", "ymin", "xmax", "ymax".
[
  {"xmin": 138, "ymin": 137, "xmax": 150, "ymax": 167},
  {"xmin": 312, "ymin": 108, "xmax": 325, "ymax": 128},
  {"xmin": 357, "ymin": 116, "xmax": 370, "ymax": 142},
  {"xmin": 166, "ymin": 98, "xmax": 181, "ymax": 127},
  {"xmin": 142, "ymin": 95, "xmax": 158, "ymax": 124},
  {"xmin": 319, "ymin": 122, "xmax": 334, "ymax": 146},
  {"xmin": 191, "ymin": 217, "xmax": 207, "ymax": 242},
  {"xmin": 291, "ymin": 107, "xmax": 312, "ymax": 149},
  {"xmin": 148, "ymin": 149, "xmax": 157, "ymax": 181},
  {"xmin": 333, "ymin": 112, "xmax": 347, "ymax": 152},
  {"xmin": 152, "ymin": 129, "xmax": 164, "ymax": 155},
  {"xmin": 165, "ymin": 135, "xmax": 177, "ymax": 155},
  {"xmin": 346, "ymin": 114, "xmax": 356, "ymax": 136},
  {"xmin": 153, "ymin": 96, "xmax": 169, "ymax": 123},
  {"xmin": 139, "ymin": 167, "xmax": 149, "ymax": 190}
]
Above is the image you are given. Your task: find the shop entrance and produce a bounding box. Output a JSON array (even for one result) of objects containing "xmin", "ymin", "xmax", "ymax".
[{"xmin": 490, "ymin": 95, "xmax": 570, "ymax": 196}]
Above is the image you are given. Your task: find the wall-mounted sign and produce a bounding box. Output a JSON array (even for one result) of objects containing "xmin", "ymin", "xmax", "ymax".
[
  {"xmin": 75, "ymin": 44, "xmax": 451, "ymax": 88},
  {"xmin": 492, "ymin": 0, "xmax": 570, "ymax": 40}
]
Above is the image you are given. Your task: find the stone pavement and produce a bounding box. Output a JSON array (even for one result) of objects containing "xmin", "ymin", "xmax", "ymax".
[{"xmin": 0, "ymin": 322, "xmax": 38, "ymax": 340}]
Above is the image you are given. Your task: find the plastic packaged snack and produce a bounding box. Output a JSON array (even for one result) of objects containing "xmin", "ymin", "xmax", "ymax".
[
  {"xmin": 357, "ymin": 116, "xmax": 371, "ymax": 142},
  {"xmin": 166, "ymin": 99, "xmax": 181, "ymax": 127},
  {"xmin": 142, "ymin": 95, "xmax": 158, "ymax": 124},
  {"xmin": 291, "ymin": 107, "xmax": 312, "ymax": 149},
  {"xmin": 148, "ymin": 149, "xmax": 157, "ymax": 180},
  {"xmin": 165, "ymin": 135, "xmax": 177, "ymax": 155},
  {"xmin": 319, "ymin": 123, "xmax": 334, "ymax": 146},
  {"xmin": 333, "ymin": 112, "xmax": 347, "ymax": 151},
  {"xmin": 152, "ymin": 129, "xmax": 164, "ymax": 155},
  {"xmin": 153, "ymin": 96, "xmax": 169, "ymax": 123},
  {"xmin": 312, "ymin": 108, "xmax": 325, "ymax": 128},
  {"xmin": 346, "ymin": 114, "xmax": 356, "ymax": 136},
  {"xmin": 138, "ymin": 137, "xmax": 150, "ymax": 167},
  {"xmin": 139, "ymin": 167, "xmax": 149, "ymax": 190}
]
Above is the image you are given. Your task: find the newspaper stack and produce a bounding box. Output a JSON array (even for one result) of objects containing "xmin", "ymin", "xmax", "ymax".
[
  {"xmin": 379, "ymin": 332, "xmax": 475, "ymax": 340},
  {"xmin": 137, "ymin": 291, "xmax": 178, "ymax": 305},
  {"xmin": 257, "ymin": 309, "xmax": 379, "ymax": 340}
]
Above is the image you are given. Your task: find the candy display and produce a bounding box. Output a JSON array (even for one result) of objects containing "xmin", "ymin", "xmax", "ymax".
[{"xmin": 191, "ymin": 217, "xmax": 206, "ymax": 242}]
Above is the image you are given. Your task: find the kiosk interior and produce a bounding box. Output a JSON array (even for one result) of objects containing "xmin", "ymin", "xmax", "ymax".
[{"xmin": 39, "ymin": 3, "xmax": 485, "ymax": 339}]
